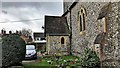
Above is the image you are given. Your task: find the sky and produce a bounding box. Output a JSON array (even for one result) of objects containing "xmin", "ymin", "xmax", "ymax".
[{"xmin": 0, "ymin": 1, "xmax": 63, "ymax": 33}]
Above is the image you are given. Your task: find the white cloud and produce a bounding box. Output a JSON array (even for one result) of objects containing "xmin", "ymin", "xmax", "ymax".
[
  {"xmin": 2, "ymin": 0, "xmax": 63, "ymax": 2},
  {"xmin": 0, "ymin": 2, "xmax": 63, "ymax": 32}
]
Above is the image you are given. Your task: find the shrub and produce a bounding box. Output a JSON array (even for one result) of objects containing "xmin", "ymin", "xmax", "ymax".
[
  {"xmin": 80, "ymin": 48, "xmax": 100, "ymax": 68},
  {"xmin": 0, "ymin": 34, "xmax": 26, "ymax": 67}
]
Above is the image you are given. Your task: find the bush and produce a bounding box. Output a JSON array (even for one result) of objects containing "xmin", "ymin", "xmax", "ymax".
[
  {"xmin": 80, "ymin": 48, "xmax": 100, "ymax": 68},
  {"xmin": 0, "ymin": 34, "xmax": 26, "ymax": 67}
]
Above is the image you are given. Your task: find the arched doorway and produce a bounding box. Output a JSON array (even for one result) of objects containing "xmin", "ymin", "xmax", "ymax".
[{"xmin": 94, "ymin": 32, "xmax": 108, "ymax": 61}]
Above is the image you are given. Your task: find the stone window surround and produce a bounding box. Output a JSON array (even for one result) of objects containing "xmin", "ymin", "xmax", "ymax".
[
  {"xmin": 60, "ymin": 36, "xmax": 67, "ymax": 46},
  {"xmin": 61, "ymin": 37, "xmax": 65, "ymax": 44},
  {"xmin": 98, "ymin": 17, "xmax": 107, "ymax": 33},
  {"xmin": 78, "ymin": 7, "xmax": 86, "ymax": 35}
]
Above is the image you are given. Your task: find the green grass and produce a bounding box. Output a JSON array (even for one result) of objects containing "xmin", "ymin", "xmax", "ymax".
[{"xmin": 24, "ymin": 55, "xmax": 81, "ymax": 68}]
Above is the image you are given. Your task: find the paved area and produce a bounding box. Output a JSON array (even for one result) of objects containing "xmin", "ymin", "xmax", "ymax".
[
  {"xmin": 22, "ymin": 58, "xmax": 40, "ymax": 64},
  {"xmin": 22, "ymin": 60, "xmax": 36, "ymax": 64},
  {"xmin": 22, "ymin": 60, "xmax": 35, "ymax": 63}
]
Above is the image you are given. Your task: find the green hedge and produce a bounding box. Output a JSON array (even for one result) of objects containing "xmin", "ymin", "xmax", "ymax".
[{"xmin": 1, "ymin": 34, "xmax": 26, "ymax": 67}]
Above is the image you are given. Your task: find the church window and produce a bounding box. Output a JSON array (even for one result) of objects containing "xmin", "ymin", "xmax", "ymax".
[
  {"xmin": 98, "ymin": 17, "xmax": 107, "ymax": 33},
  {"xmin": 78, "ymin": 8, "xmax": 86, "ymax": 32},
  {"xmin": 61, "ymin": 37, "xmax": 65, "ymax": 44}
]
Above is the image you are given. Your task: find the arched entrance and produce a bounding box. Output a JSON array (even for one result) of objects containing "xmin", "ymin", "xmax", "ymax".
[{"xmin": 94, "ymin": 32, "xmax": 108, "ymax": 61}]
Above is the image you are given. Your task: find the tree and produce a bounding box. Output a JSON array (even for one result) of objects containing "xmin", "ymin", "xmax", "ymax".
[{"xmin": 20, "ymin": 28, "xmax": 32, "ymax": 36}]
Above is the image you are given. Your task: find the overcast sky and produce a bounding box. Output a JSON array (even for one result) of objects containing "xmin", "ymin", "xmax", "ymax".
[{"xmin": 0, "ymin": 1, "xmax": 63, "ymax": 33}]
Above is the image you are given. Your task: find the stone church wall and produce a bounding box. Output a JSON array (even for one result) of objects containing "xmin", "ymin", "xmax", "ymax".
[
  {"xmin": 64, "ymin": 1, "xmax": 120, "ymax": 67},
  {"xmin": 46, "ymin": 35, "xmax": 69, "ymax": 55}
]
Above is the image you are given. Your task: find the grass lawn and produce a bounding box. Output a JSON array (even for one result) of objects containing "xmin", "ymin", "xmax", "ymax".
[{"xmin": 23, "ymin": 55, "xmax": 81, "ymax": 68}]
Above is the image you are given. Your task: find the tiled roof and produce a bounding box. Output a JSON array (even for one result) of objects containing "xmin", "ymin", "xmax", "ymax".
[
  {"xmin": 45, "ymin": 16, "xmax": 69, "ymax": 35},
  {"xmin": 97, "ymin": 2, "xmax": 111, "ymax": 19}
]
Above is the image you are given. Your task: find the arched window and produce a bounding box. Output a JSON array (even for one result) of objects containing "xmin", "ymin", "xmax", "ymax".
[
  {"xmin": 61, "ymin": 37, "xmax": 65, "ymax": 44},
  {"xmin": 83, "ymin": 13, "xmax": 85, "ymax": 30},
  {"xmin": 80, "ymin": 15, "xmax": 82, "ymax": 31},
  {"xmin": 78, "ymin": 8, "xmax": 86, "ymax": 32},
  {"xmin": 98, "ymin": 17, "xmax": 107, "ymax": 33}
]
